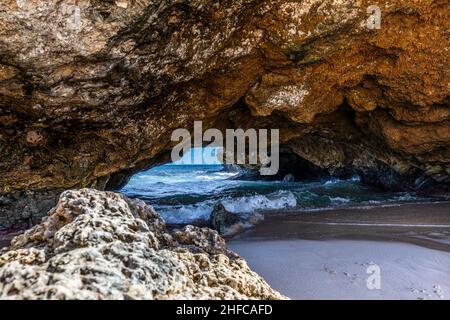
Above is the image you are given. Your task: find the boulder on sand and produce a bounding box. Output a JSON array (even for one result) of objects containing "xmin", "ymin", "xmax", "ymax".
[
  {"xmin": 210, "ymin": 203, "xmax": 241, "ymax": 236},
  {"xmin": 210, "ymin": 203, "xmax": 264, "ymax": 237}
]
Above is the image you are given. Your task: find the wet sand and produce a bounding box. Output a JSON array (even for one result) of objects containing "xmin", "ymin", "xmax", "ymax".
[{"xmin": 228, "ymin": 202, "xmax": 450, "ymax": 300}]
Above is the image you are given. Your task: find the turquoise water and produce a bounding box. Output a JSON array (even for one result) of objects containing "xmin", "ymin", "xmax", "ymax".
[{"xmin": 120, "ymin": 164, "xmax": 433, "ymax": 225}]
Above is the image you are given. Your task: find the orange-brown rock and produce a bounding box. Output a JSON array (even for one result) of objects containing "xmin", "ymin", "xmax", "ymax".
[{"xmin": 0, "ymin": 1, "xmax": 449, "ymax": 227}]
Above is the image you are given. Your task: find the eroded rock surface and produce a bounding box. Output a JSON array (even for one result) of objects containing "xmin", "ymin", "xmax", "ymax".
[
  {"xmin": 0, "ymin": 1, "xmax": 449, "ymax": 226},
  {"xmin": 0, "ymin": 189, "xmax": 284, "ymax": 300}
]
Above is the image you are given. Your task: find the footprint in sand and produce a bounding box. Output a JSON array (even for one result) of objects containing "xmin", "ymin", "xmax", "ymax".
[
  {"xmin": 413, "ymin": 286, "xmax": 445, "ymax": 300},
  {"xmin": 323, "ymin": 266, "xmax": 337, "ymax": 275},
  {"xmin": 433, "ymin": 285, "xmax": 444, "ymax": 298}
]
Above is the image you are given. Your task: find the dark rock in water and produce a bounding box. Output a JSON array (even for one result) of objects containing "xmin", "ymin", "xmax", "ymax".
[
  {"xmin": 210, "ymin": 203, "xmax": 241, "ymax": 236},
  {"xmin": 210, "ymin": 203, "xmax": 264, "ymax": 236}
]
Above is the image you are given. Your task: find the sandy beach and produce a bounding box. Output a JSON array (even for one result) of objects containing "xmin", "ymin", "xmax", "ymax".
[
  {"xmin": 228, "ymin": 202, "xmax": 450, "ymax": 300},
  {"xmin": 2, "ymin": 201, "xmax": 449, "ymax": 300}
]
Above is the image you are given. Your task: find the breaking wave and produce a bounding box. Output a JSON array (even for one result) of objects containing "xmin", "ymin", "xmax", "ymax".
[{"xmin": 120, "ymin": 164, "xmax": 437, "ymax": 224}]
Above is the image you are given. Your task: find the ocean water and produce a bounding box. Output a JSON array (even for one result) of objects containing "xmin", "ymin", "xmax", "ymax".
[{"xmin": 120, "ymin": 164, "xmax": 436, "ymax": 225}]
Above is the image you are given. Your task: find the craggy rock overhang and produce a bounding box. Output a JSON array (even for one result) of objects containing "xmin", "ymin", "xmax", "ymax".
[{"xmin": 0, "ymin": 1, "xmax": 449, "ymax": 226}]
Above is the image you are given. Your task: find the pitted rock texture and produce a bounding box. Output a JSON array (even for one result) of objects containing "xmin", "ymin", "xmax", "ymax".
[
  {"xmin": 0, "ymin": 189, "xmax": 284, "ymax": 300},
  {"xmin": 0, "ymin": 1, "xmax": 449, "ymax": 224}
]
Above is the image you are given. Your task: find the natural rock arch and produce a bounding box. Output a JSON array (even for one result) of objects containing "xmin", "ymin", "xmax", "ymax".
[{"xmin": 1, "ymin": 0, "xmax": 449, "ymax": 227}]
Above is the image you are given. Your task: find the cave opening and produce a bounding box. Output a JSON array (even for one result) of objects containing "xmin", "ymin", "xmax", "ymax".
[
  {"xmin": 119, "ymin": 145, "xmax": 430, "ymax": 229},
  {"xmin": 114, "ymin": 96, "xmax": 450, "ymax": 230}
]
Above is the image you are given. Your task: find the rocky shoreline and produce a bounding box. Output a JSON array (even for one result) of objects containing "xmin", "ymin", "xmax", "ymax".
[{"xmin": 0, "ymin": 189, "xmax": 284, "ymax": 300}]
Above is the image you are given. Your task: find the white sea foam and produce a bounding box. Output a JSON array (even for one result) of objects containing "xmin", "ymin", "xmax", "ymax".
[
  {"xmin": 158, "ymin": 191, "xmax": 298, "ymax": 224},
  {"xmin": 160, "ymin": 203, "xmax": 214, "ymax": 225},
  {"xmin": 329, "ymin": 196, "xmax": 351, "ymax": 203},
  {"xmin": 222, "ymin": 191, "xmax": 297, "ymax": 213}
]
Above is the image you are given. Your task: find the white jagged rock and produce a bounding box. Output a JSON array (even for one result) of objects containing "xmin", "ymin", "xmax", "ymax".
[{"xmin": 0, "ymin": 189, "xmax": 284, "ymax": 300}]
